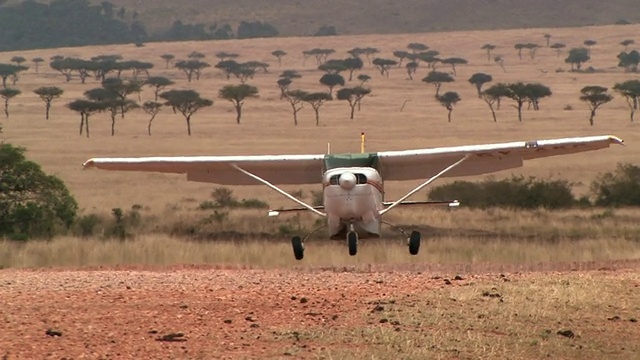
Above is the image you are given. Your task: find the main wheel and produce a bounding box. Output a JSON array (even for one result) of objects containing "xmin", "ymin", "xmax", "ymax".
[
  {"xmin": 347, "ymin": 231, "xmax": 358, "ymax": 256},
  {"xmin": 408, "ymin": 231, "xmax": 421, "ymax": 255},
  {"xmin": 291, "ymin": 236, "xmax": 304, "ymax": 260}
]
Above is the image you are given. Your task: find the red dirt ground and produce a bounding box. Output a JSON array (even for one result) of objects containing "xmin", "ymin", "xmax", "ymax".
[{"xmin": 1, "ymin": 260, "xmax": 639, "ymax": 359}]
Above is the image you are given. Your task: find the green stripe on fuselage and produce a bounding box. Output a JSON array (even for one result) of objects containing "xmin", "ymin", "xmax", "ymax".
[{"xmin": 323, "ymin": 152, "xmax": 380, "ymax": 171}]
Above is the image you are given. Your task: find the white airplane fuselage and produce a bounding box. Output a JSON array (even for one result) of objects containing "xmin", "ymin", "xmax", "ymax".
[{"xmin": 322, "ymin": 167, "xmax": 384, "ymax": 239}]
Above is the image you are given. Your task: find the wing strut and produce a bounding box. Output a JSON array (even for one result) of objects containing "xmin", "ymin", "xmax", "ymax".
[
  {"xmin": 231, "ymin": 164, "xmax": 327, "ymax": 217},
  {"xmin": 379, "ymin": 154, "xmax": 471, "ymax": 216}
]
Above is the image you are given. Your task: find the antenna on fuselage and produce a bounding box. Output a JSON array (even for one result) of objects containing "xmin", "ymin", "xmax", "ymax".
[
  {"xmin": 360, "ymin": 132, "xmax": 365, "ymax": 153},
  {"xmin": 327, "ymin": 142, "xmax": 331, "ymax": 154}
]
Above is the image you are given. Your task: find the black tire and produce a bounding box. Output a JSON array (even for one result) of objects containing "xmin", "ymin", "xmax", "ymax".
[
  {"xmin": 348, "ymin": 231, "xmax": 358, "ymax": 256},
  {"xmin": 409, "ymin": 231, "xmax": 421, "ymax": 255},
  {"xmin": 291, "ymin": 236, "xmax": 304, "ymax": 260}
]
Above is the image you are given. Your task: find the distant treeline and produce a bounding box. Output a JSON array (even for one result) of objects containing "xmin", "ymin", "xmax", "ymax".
[{"xmin": 0, "ymin": 0, "xmax": 281, "ymax": 52}]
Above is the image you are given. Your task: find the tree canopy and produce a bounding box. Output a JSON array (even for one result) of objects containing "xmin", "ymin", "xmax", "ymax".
[{"xmin": 218, "ymin": 84, "xmax": 259, "ymax": 124}]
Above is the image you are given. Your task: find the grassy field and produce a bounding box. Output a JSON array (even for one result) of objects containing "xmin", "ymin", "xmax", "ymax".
[{"xmin": 0, "ymin": 23, "xmax": 640, "ymax": 267}]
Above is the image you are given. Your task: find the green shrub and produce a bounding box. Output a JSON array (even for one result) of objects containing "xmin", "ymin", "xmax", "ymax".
[
  {"xmin": 591, "ymin": 163, "xmax": 640, "ymax": 206},
  {"xmin": 428, "ymin": 175, "xmax": 576, "ymax": 209}
]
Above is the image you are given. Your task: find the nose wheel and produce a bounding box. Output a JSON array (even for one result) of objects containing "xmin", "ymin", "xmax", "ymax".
[
  {"xmin": 291, "ymin": 236, "xmax": 304, "ymax": 260},
  {"xmin": 347, "ymin": 231, "xmax": 358, "ymax": 256}
]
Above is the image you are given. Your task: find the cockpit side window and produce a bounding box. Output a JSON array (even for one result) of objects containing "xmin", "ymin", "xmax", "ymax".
[
  {"xmin": 329, "ymin": 175, "xmax": 340, "ymax": 185},
  {"xmin": 356, "ymin": 173, "xmax": 367, "ymax": 184}
]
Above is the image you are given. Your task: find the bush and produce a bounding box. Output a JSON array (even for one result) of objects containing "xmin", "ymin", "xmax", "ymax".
[
  {"xmin": 591, "ymin": 163, "xmax": 640, "ymax": 206},
  {"xmin": 237, "ymin": 21, "xmax": 279, "ymax": 39},
  {"xmin": 0, "ymin": 143, "xmax": 78, "ymax": 239},
  {"xmin": 428, "ymin": 176, "xmax": 576, "ymax": 209}
]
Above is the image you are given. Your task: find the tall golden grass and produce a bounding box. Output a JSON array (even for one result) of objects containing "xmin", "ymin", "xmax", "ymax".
[{"xmin": 1, "ymin": 24, "xmax": 640, "ymax": 267}]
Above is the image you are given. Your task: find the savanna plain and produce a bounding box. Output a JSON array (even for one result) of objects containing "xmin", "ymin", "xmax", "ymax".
[{"xmin": 1, "ymin": 24, "xmax": 640, "ymax": 359}]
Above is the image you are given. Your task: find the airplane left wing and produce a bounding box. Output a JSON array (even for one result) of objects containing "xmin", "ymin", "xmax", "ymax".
[
  {"xmin": 376, "ymin": 135, "xmax": 623, "ymax": 181},
  {"xmin": 83, "ymin": 154, "xmax": 326, "ymax": 185}
]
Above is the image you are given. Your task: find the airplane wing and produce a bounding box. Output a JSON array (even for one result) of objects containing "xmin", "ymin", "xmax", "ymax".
[
  {"xmin": 83, "ymin": 154, "xmax": 326, "ymax": 185},
  {"xmin": 376, "ymin": 135, "xmax": 624, "ymax": 181}
]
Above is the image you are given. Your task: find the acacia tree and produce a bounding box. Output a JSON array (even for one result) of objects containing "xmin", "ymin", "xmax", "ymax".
[
  {"xmin": 494, "ymin": 56, "xmax": 506, "ymax": 72},
  {"xmin": 583, "ymin": 40, "xmax": 597, "ymax": 55},
  {"xmin": 302, "ymin": 92, "xmax": 332, "ymax": 126},
  {"xmin": 32, "ymin": 57, "xmax": 44, "ymax": 72},
  {"xmin": 271, "ymin": 49, "xmax": 287, "ymax": 66},
  {"xmin": 160, "ymin": 54, "xmax": 175, "ymax": 68},
  {"xmin": 284, "ymin": 90, "xmax": 307, "ymax": 126},
  {"xmin": 66, "ymin": 99, "xmax": 105, "ymax": 138},
  {"xmin": 0, "ymin": 88, "xmax": 20, "ymax": 118},
  {"xmin": 102, "ymin": 78, "xmax": 139, "ymax": 118},
  {"xmin": 422, "ymin": 71, "xmax": 454, "ymax": 97},
  {"xmin": 407, "ymin": 42, "xmax": 428, "ymax": 53},
  {"xmin": 85, "ymin": 88, "xmax": 137, "ymax": 136},
  {"xmin": 160, "ymin": 90, "xmax": 213, "ymax": 135},
  {"xmin": 543, "ymin": 34, "xmax": 552, "ymax": 47},
  {"xmin": 219, "ymin": 84, "xmax": 259, "ymax": 124},
  {"xmin": 175, "ymin": 60, "xmax": 210, "ymax": 82},
  {"xmin": 468, "ymin": 73, "xmax": 492, "ymax": 97},
  {"xmin": 613, "ymin": 80, "xmax": 640, "ymax": 122},
  {"xmin": 372, "ymin": 58, "xmax": 397, "ymax": 78},
  {"xmin": 393, "ymin": 50, "xmax": 411, "ymax": 67},
  {"xmin": 343, "ymin": 57, "xmax": 363, "ymax": 81},
  {"xmin": 525, "ymin": 83, "xmax": 552, "ymax": 110},
  {"xmin": 277, "ymin": 78, "xmax": 292, "ymax": 99},
  {"xmin": 0, "ymin": 64, "xmax": 27, "ymax": 88},
  {"xmin": 436, "ymin": 91, "xmax": 461, "ymax": 122},
  {"xmin": 502, "ymin": 82, "xmax": 551, "ymax": 121},
  {"xmin": 319, "ymin": 73, "xmax": 345, "ymax": 97},
  {"xmin": 514, "ymin": 43, "xmax": 526, "ymax": 60},
  {"xmin": 142, "ymin": 101, "xmax": 162, "ymax": 135},
  {"xmin": 481, "ymin": 83, "xmax": 509, "ymax": 122},
  {"xmin": 441, "ymin": 57, "xmax": 467, "ymax": 75},
  {"xmin": 481, "ymin": 43, "xmax": 496, "ymax": 62},
  {"xmin": 550, "ymin": 43, "xmax": 566, "ymax": 58},
  {"xmin": 336, "ymin": 87, "xmax": 371, "ymax": 119},
  {"xmin": 617, "ymin": 50, "xmax": 640, "ymax": 73},
  {"xmin": 406, "ymin": 61, "xmax": 418, "ymax": 80},
  {"xmin": 357, "ymin": 74, "xmax": 371, "ymax": 86},
  {"xmin": 144, "ymin": 76, "xmax": 175, "ymax": 101},
  {"xmin": 580, "ymin": 86, "xmax": 613, "ymax": 126},
  {"xmin": 621, "ymin": 39, "xmax": 635, "ymax": 51},
  {"xmin": 34, "ymin": 86, "xmax": 64, "ymax": 120},
  {"xmin": 565, "ymin": 48, "xmax": 590, "ymax": 71}
]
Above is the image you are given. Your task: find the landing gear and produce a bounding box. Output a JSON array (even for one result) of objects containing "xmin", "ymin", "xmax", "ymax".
[
  {"xmin": 408, "ymin": 231, "xmax": 421, "ymax": 255},
  {"xmin": 347, "ymin": 231, "xmax": 358, "ymax": 256},
  {"xmin": 291, "ymin": 236, "xmax": 304, "ymax": 260}
]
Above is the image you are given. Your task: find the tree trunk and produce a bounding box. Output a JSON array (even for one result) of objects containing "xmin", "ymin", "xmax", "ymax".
[
  {"xmin": 148, "ymin": 114, "xmax": 156, "ymax": 136},
  {"xmin": 350, "ymin": 103, "xmax": 356, "ymax": 119},
  {"xmin": 4, "ymin": 99, "xmax": 8, "ymax": 118},
  {"xmin": 291, "ymin": 104, "xmax": 298, "ymax": 126},
  {"xmin": 435, "ymin": 84, "xmax": 441, "ymax": 97},
  {"xmin": 447, "ymin": 108, "xmax": 452, "ymax": 122},
  {"xmin": 517, "ymin": 103, "xmax": 523, "ymax": 122},
  {"xmin": 85, "ymin": 115, "xmax": 90, "ymax": 138},
  {"xmin": 111, "ymin": 113, "xmax": 116, "ymax": 136},
  {"xmin": 186, "ymin": 115, "xmax": 192, "ymax": 135},
  {"xmin": 314, "ymin": 109, "xmax": 320, "ymax": 126},
  {"xmin": 488, "ymin": 103, "xmax": 497, "ymax": 122},
  {"xmin": 589, "ymin": 110, "xmax": 596, "ymax": 126},
  {"xmin": 79, "ymin": 114, "xmax": 84, "ymax": 135},
  {"xmin": 45, "ymin": 101, "xmax": 51, "ymax": 120},
  {"xmin": 235, "ymin": 104, "xmax": 242, "ymax": 124}
]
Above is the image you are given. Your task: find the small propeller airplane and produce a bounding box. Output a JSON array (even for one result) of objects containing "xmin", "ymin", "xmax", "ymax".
[{"xmin": 83, "ymin": 134, "xmax": 623, "ymax": 260}]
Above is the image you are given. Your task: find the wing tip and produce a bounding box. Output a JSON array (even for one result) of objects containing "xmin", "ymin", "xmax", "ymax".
[
  {"xmin": 82, "ymin": 159, "xmax": 95, "ymax": 169},
  {"xmin": 608, "ymin": 135, "xmax": 624, "ymax": 146}
]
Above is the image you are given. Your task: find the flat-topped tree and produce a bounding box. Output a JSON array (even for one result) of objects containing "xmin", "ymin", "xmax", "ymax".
[
  {"xmin": 436, "ymin": 91, "xmax": 461, "ymax": 122},
  {"xmin": 34, "ymin": 86, "xmax": 64, "ymax": 120},
  {"xmin": 481, "ymin": 83, "xmax": 509, "ymax": 122},
  {"xmin": 159, "ymin": 90, "xmax": 213, "ymax": 135},
  {"xmin": 219, "ymin": 84, "xmax": 259, "ymax": 124},
  {"xmin": 144, "ymin": 76, "xmax": 175, "ymax": 102},
  {"xmin": 160, "ymin": 54, "xmax": 175, "ymax": 69},
  {"xmin": 32, "ymin": 57, "xmax": 44, "ymax": 72},
  {"xmin": 580, "ymin": 86, "xmax": 613, "ymax": 126},
  {"xmin": 357, "ymin": 74, "xmax": 371, "ymax": 86},
  {"xmin": 243, "ymin": 61, "xmax": 269, "ymax": 74},
  {"xmin": 481, "ymin": 44, "xmax": 496, "ymax": 62},
  {"xmin": 514, "ymin": 43, "xmax": 526, "ymax": 60},
  {"xmin": 543, "ymin": 34, "xmax": 552, "ymax": 47},
  {"xmin": 525, "ymin": 83, "xmax": 552, "ymax": 110},
  {"xmin": 284, "ymin": 90, "xmax": 307, "ymax": 126},
  {"xmin": 271, "ymin": 50, "xmax": 287, "ymax": 66},
  {"xmin": 10, "ymin": 56, "xmax": 26, "ymax": 65},
  {"xmin": 280, "ymin": 70, "xmax": 301, "ymax": 80},
  {"xmin": 319, "ymin": 73, "xmax": 345, "ymax": 98},
  {"xmin": 302, "ymin": 92, "xmax": 332, "ymax": 126},
  {"xmin": 336, "ymin": 87, "xmax": 371, "ymax": 119},
  {"xmin": 583, "ymin": 40, "xmax": 597, "ymax": 55},
  {"xmin": 142, "ymin": 101, "xmax": 162, "ymax": 136},
  {"xmin": 318, "ymin": 59, "xmax": 348, "ymax": 75},
  {"xmin": 347, "ymin": 47, "xmax": 365, "ymax": 59},
  {"xmin": 215, "ymin": 52, "xmax": 239, "ymax": 61},
  {"xmin": 494, "ymin": 56, "xmax": 506, "ymax": 73},
  {"xmin": 422, "ymin": 71, "xmax": 454, "ymax": 97},
  {"xmin": 188, "ymin": 51, "xmax": 206, "ymax": 59},
  {"xmin": 362, "ymin": 47, "xmax": 379, "ymax": 65},
  {"xmin": 523, "ymin": 43, "xmax": 540, "ymax": 60},
  {"xmin": 406, "ymin": 61, "xmax": 418, "ymax": 80},
  {"xmin": 393, "ymin": 51, "xmax": 411, "ymax": 67},
  {"xmin": 175, "ymin": 59, "xmax": 210, "ymax": 82},
  {"xmin": 85, "ymin": 87, "xmax": 137, "ymax": 136},
  {"xmin": 0, "ymin": 88, "xmax": 20, "ymax": 118},
  {"xmin": 442, "ymin": 57, "xmax": 467, "ymax": 75},
  {"xmin": 372, "ymin": 58, "xmax": 397, "ymax": 78},
  {"xmin": 102, "ymin": 78, "xmax": 139, "ymax": 118},
  {"xmin": 342, "ymin": 57, "xmax": 363, "ymax": 81},
  {"xmin": 0, "ymin": 64, "xmax": 27, "ymax": 88},
  {"xmin": 66, "ymin": 99, "xmax": 105, "ymax": 138},
  {"xmin": 418, "ymin": 50, "xmax": 440, "ymax": 69},
  {"xmin": 565, "ymin": 48, "xmax": 590, "ymax": 71},
  {"xmin": 468, "ymin": 73, "xmax": 493, "ymax": 97},
  {"xmin": 550, "ymin": 43, "xmax": 566, "ymax": 58},
  {"xmin": 613, "ymin": 80, "xmax": 640, "ymax": 122},
  {"xmin": 277, "ymin": 78, "xmax": 292, "ymax": 99},
  {"xmin": 215, "ymin": 60, "xmax": 241, "ymax": 80},
  {"xmin": 617, "ymin": 50, "xmax": 640, "ymax": 73},
  {"xmin": 407, "ymin": 42, "xmax": 428, "ymax": 53},
  {"xmin": 621, "ymin": 39, "xmax": 635, "ymax": 51}
]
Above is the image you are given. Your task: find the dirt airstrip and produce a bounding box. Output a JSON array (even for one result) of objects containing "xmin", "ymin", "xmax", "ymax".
[{"xmin": 1, "ymin": 260, "xmax": 639, "ymax": 359}]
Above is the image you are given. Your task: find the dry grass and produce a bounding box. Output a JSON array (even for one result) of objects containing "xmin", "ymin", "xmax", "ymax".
[{"xmin": 291, "ymin": 271, "xmax": 640, "ymax": 359}]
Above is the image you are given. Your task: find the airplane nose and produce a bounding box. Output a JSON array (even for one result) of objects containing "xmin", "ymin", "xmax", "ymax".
[{"xmin": 339, "ymin": 172, "xmax": 357, "ymax": 190}]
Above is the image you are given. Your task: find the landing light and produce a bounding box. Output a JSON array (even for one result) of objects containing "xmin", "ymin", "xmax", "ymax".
[{"xmin": 268, "ymin": 211, "xmax": 280, "ymax": 217}]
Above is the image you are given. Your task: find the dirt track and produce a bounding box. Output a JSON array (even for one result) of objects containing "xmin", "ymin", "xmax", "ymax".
[{"xmin": 1, "ymin": 260, "xmax": 639, "ymax": 359}]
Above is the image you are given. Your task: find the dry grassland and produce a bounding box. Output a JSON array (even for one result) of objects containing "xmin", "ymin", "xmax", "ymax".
[{"xmin": 1, "ymin": 24, "xmax": 640, "ymax": 267}]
